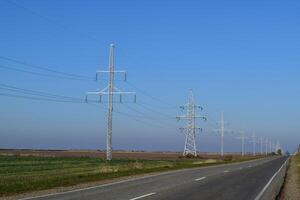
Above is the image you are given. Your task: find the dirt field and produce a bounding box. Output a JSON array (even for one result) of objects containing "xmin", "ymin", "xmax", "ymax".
[{"xmin": 0, "ymin": 149, "xmax": 258, "ymax": 160}]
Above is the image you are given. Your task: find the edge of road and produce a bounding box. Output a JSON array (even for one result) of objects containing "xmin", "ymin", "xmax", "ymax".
[{"xmin": 254, "ymin": 156, "xmax": 290, "ymax": 200}]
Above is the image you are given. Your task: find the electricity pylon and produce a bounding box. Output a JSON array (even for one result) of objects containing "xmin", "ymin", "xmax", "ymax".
[
  {"xmin": 275, "ymin": 141, "xmax": 280, "ymax": 153},
  {"xmin": 176, "ymin": 90, "xmax": 206, "ymax": 157},
  {"xmin": 265, "ymin": 137, "xmax": 268, "ymax": 155},
  {"xmin": 216, "ymin": 112, "xmax": 229, "ymax": 156},
  {"xmin": 251, "ymin": 133, "xmax": 256, "ymax": 156},
  {"xmin": 269, "ymin": 141, "xmax": 272, "ymax": 153},
  {"xmin": 237, "ymin": 131, "xmax": 247, "ymax": 156},
  {"xmin": 86, "ymin": 44, "xmax": 136, "ymax": 161},
  {"xmin": 260, "ymin": 136, "xmax": 263, "ymax": 155}
]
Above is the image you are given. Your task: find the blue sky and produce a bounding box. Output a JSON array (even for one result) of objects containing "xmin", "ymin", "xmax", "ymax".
[{"xmin": 0, "ymin": 0, "xmax": 299, "ymax": 153}]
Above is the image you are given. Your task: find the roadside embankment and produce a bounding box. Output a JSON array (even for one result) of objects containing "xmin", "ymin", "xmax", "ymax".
[{"xmin": 280, "ymin": 154, "xmax": 300, "ymax": 200}]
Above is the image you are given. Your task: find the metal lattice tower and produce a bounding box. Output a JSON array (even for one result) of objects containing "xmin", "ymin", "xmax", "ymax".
[
  {"xmin": 176, "ymin": 90, "xmax": 206, "ymax": 157},
  {"xmin": 86, "ymin": 44, "xmax": 136, "ymax": 161}
]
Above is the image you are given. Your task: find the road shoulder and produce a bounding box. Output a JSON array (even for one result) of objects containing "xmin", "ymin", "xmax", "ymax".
[{"xmin": 280, "ymin": 155, "xmax": 300, "ymax": 200}]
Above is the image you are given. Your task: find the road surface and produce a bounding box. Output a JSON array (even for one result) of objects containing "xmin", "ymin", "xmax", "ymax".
[{"xmin": 22, "ymin": 156, "xmax": 288, "ymax": 200}]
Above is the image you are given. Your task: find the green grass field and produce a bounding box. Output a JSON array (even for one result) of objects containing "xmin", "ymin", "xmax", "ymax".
[{"xmin": 0, "ymin": 155, "xmax": 258, "ymax": 197}]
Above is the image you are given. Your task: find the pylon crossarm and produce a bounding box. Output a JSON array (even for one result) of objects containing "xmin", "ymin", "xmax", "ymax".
[
  {"xmin": 176, "ymin": 115, "xmax": 187, "ymax": 119},
  {"xmin": 96, "ymin": 70, "xmax": 126, "ymax": 81},
  {"xmin": 194, "ymin": 104, "xmax": 203, "ymax": 110},
  {"xmin": 86, "ymin": 91, "xmax": 101, "ymax": 95},
  {"xmin": 197, "ymin": 116, "xmax": 207, "ymax": 120},
  {"xmin": 96, "ymin": 70, "xmax": 126, "ymax": 73},
  {"xmin": 88, "ymin": 91, "xmax": 135, "ymax": 95},
  {"xmin": 177, "ymin": 116, "xmax": 206, "ymax": 120}
]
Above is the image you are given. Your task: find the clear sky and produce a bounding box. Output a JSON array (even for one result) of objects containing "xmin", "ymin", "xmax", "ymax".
[{"xmin": 0, "ymin": 0, "xmax": 299, "ymax": 153}]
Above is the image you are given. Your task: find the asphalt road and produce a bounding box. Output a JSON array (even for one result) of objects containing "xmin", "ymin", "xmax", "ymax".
[{"xmin": 22, "ymin": 156, "xmax": 288, "ymax": 200}]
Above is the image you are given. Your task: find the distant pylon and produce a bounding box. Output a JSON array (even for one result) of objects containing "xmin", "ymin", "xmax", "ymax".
[
  {"xmin": 86, "ymin": 44, "xmax": 136, "ymax": 161},
  {"xmin": 176, "ymin": 90, "xmax": 206, "ymax": 157},
  {"xmin": 216, "ymin": 112, "xmax": 230, "ymax": 156},
  {"xmin": 275, "ymin": 141, "xmax": 280, "ymax": 153},
  {"xmin": 265, "ymin": 137, "xmax": 268, "ymax": 155},
  {"xmin": 237, "ymin": 131, "xmax": 247, "ymax": 156},
  {"xmin": 251, "ymin": 133, "xmax": 256, "ymax": 156},
  {"xmin": 260, "ymin": 136, "xmax": 263, "ymax": 155}
]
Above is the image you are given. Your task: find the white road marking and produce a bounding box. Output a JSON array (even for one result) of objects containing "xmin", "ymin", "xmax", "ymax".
[
  {"xmin": 248, "ymin": 165, "xmax": 252, "ymax": 168},
  {"xmin": 239, "ymin": 167, "xmax": 243, "ymax": 169},
  {"xmin": 254, "ymin": 158, "xmax": 289, "ymax": 200},
  {"xmin": 129, "ymin": 193, "xmax": 156, "ymax": 200},
  {"xmin": 224, "ymin": 170, "xmax": 230, "ymax": 173},
  {"xmin": 195, "ymin": 177, "xmax": 206, "ymax": 181}
]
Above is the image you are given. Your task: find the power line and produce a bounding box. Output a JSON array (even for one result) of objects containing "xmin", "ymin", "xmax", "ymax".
[
  {"xmin": 122, "ymin": 103, "xmax": 178, "ymax": 127},
  {"xmin": 0, "ymin": 64, "xmax": 92, "ymax": 81},
  {"xmin": 125, "ymin": 81, "xmax": 172, "ymax": 106},
  {"xmin": 114, "ymin": 110, "xmax": 172, "ymax": 129},
  {"xmin": 0, "ymin": 83, "xmax": 107, "ymax": 106},
  {"xmin": 0, "ymin": 92, "xmax": 84, "ymax": 103},
  {"xmin": 135, "ymin": 101, "xmax": 174, "ymax": 119},
  {"xmin": 0, "ymin": 56, "xmax": 93, "ymax": 81},
  {"xmin": 0, "ymin": 83, "xmax": 84, "ymax": 102}
]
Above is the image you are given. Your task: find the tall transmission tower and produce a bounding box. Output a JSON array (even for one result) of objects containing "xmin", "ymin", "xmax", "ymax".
[
  {"xmin": 237, "ymin": 131, "xmax": 247, "ymax": 156},
  {"xmin": 176, "ymin": 90, "xmax": 206, "ymax": 157},
  {"xmin": 216, "ymin": 112, "xmax": 229, "ymax": 156},
  {"xmin": 86, "ymin": 44, "xmax": 136, "ymax": 161},
  {"xmin": 265, "ymin": 137, "xmax": 268, "ymax": 155},
  {"xmin": 275, "ymin": 141, "xmax": 280, "ymax": 153},
  {"xmin": 251, "ymin": 133, "xmax": 256, "ymax": 156},
  {"xmin": 260, "ymin": 136, "xmax": 263, "ymax": 155}
]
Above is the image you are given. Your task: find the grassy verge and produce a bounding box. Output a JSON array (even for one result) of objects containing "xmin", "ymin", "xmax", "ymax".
[
  {"xmin": 295, "ymin": 154, "xmax": 300, "ymax": 187},
  {"xmin": 0, "ymin": 155, "xmax": 261, "ymax": 196},
  {"xmin": 279, "ymin": 154, "xmax": 300, "ymax": 200}
]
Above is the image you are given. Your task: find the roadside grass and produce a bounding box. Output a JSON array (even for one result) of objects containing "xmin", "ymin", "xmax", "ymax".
[
  {"xmin": 295, "ymin": 153, "xmax": 300, "ymax": 188},
  {"xmin": 0, "ymin": 155, "xmax": 261, "ymax": 196}
]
